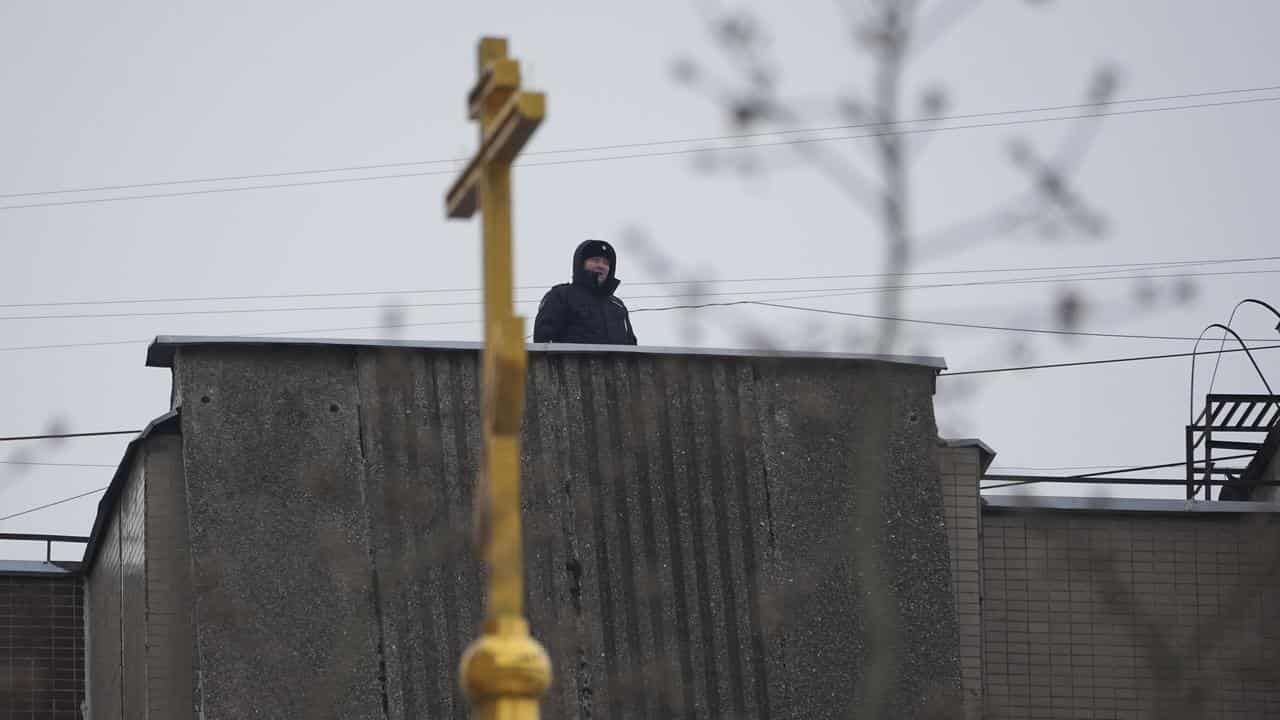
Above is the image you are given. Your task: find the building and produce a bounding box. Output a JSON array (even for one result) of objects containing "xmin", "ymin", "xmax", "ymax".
[
  {"xmin": 2, "ymin": 336, "xmax": 1278, "ymax": 719},
  {"xmin": 939, "ymin": 437, "xmax": 1280, "ymax": 718},
  {"xmin": 0, "ymin": 539, "xmax": 85, "ymax": 720},
  {"xmin": 76, "ymin": 337, "xmax": 963, "ymax": 719}
]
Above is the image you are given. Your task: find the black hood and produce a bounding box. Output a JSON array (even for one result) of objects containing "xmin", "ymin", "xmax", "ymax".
[{"xmin": 572, "ymin": 239, "xmax": 620, "ymax": 295}]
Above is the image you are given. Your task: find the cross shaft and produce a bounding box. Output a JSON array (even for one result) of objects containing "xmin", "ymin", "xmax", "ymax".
[{"xmin": 445, "ymin": 36, "xmax": 550, "ymax": 720}]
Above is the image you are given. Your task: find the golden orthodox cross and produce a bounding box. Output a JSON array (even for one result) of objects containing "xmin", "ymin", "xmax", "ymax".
[{"xmin": 444, "ymin": 36, "xmax": 550, "ymax": 720}]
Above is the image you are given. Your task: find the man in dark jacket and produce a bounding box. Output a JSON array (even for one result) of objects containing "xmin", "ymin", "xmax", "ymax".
[{"xmin": 533, "ymin": 239, "xmax": 637, "ymax": 344}]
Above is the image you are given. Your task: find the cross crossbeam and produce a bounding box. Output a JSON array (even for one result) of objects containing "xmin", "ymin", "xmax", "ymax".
[{"xmin": 446, "ymin": 91, "xmax": 545, "ymax": 219}]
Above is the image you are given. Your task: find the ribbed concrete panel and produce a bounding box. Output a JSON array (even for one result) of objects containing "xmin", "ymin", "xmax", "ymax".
[
  {"xmin": 355, "ymin": 349, "xmax": 483, "ymax": 720},
  {"xmin": 160, "ymin": 341, "xmax": 959, "ymax": 719},
  {"xmin": 345, "ymin": 347, "xmax": 957, "ymax": 719}
]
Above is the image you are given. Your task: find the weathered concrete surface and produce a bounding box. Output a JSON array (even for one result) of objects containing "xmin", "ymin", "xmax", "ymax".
[
  {"xmin": 157, "ymin": 340, "xmax": 960, "ymax": 719},
  {"xmin": 176, "ymin": 347, "xmax": 387, "ymax": 719}
]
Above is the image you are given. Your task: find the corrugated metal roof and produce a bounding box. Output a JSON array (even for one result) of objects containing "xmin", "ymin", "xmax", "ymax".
[{"xmin": 145, "ymin": 335, "xmax": 947, "ymax": 370}]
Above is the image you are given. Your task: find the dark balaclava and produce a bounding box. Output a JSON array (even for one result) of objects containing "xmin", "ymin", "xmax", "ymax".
[{"xmin": 571, "ymin": 239, "xmax": 620, "ymax": 295}]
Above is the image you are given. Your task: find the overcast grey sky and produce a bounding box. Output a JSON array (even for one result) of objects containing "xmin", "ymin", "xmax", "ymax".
[{"xmin": 3, "ymin": 1, "xmax": 1279, "ymax": 557}]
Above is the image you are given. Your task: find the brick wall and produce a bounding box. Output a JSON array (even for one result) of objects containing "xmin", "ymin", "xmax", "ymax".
[
  {"xmin": 982, "ymin": 509, "xmax": 1280, "ymax": 719},
  {"xmin": 0, "ymin": 573, "xmax": 84, "ymax": 720},
  {"xmin": 938, "ymin": 443, "xmax": 985, "ymax": 720}
]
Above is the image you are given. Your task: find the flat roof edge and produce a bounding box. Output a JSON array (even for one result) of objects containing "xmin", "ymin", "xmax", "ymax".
[
  {"xmin": 0, "ymin": 560, "xmax": 79, "ymax": 576},
  {"xmin": 940, "ymin": 438, "xmax": 997, "ymax": 472},
  {"xmin": 983, "ymin": 495, "xmax": 1280, "ymax": 515},
  {"xmin": 146, "ymin": 335, "xmax": 947, "ymax": 370}
]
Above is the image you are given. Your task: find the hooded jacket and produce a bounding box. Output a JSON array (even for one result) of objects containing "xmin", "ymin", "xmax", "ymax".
[{"xmin": 532, "ymin": 239, "xmax": 637, "ymax": 345}]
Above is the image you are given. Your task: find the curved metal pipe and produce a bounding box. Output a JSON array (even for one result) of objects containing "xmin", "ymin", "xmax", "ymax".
[
  {"xmin": 1207, "ymin": 298, "xmax": 1280, "ymax": 397},
  {"xmin": 1190, "ymin": 322, "xmax": 1275, "ymax": 423}
]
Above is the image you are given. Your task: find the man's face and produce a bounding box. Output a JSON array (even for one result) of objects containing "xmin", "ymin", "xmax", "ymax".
[{"xmin": 583, "ymin": 256, "xmax": 610, "ymax": 285}]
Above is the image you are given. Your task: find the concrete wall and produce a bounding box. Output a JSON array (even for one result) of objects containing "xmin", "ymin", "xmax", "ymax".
[
  {"xmin": 981, "ymin": 508, "xmax": 1280, "ymax": 719},
  {"xmin": 0, "ymin": 572, "xmax": 84, "ymax": 719},
  {"xmin": 164, "ymin": 342, "xmax": 961, "ymax": 719},
  {"xmin": 85, "ymin": 427, "xmax": 193, "ymax": 720}
]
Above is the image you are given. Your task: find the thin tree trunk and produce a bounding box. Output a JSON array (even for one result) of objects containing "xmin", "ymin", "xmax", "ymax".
[{"xmin": 873, "ymin": 4, "xmax": 910, "ymax": 356}]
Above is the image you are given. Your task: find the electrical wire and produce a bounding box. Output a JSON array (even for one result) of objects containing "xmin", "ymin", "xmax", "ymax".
[
  {"xmin": 0, "ymin": 460, "xmax": 116, "ymax": 468},
  {"xmin": 1206, "ymin": 298, "xmax": 1280, "ymax": 399},
  {"xmin": 0, "ymin": 318, "xmax": 482, "ymax": 353},
  {"xmin": 648, "ymin": 298, "xmax": 1279, "ymax": 342},
  {"xmin": 5, "ymin": 266, "xmax": 1279, "ymax": 325},
  {"xmin": 979, "ymin": 452, "xmax": 1257, "ymax": 490},
  {"xmin": 1188, "ymin": 323, "xmax": 1275, "ymax": 424},
  {"xmin": 0, "ymin": 430, "xmax": 140, "ymax": 442},
  {"xmin": 3, "ymin": 283, "xmax": 1279, "ymax": 354},
  {"xmin": 0, "ymin": 487, "xmax": 109, "ymax": 523},
  {"xmin": 5, "ymin": 84, "xmax": 1277, "ymax": 202},
  {"xmin": 4, "ymin": 94, "xmax": 1279, "ymax": 212},
  {"xmin": 990, "ymin": 462, "xmax": 1247, "ymax": 472},
  {"xmin": 5, "ymin": 253, "xmax": 1275, "ymax": 310},
  {"xmin": 940, "ymin": 343, "xmax": 1280, "ymax": 377}
]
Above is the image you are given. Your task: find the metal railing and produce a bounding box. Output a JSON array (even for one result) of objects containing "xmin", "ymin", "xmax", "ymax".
[
  {"xmin": 982, "ymin": 474, "xmax": 1280, "ymax": 492},
  {"xmin": 0, "ymin": 532, "xmax": 90, "ymax": 562},
  {"xmin": 1186, "ymin": 393, "xmax": 1280, "ymax": 500}
]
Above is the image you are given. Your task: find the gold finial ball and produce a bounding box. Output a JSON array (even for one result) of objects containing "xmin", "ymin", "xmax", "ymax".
[{"xmin": 460, "ymin": 616, "xmax": 552, "ymax": 703}]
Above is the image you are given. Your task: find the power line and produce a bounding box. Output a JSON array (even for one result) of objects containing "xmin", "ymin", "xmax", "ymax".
[
  {"xmin": 991, "ymin": 461, "xmax": 1249, "ymax": 472},
  {"xmin": 2, "ymin": 278, "xmax": 1277, "ymax": 355},
  {"xmin": 0, "ymin": 317, "xmax": 481, "ymax": 353},
  {"xmin": 5, "ymin": 254, "xmax": 1276, "ymax": 310},
  {"xmin": 4, "ymin": 94, "xmax": 1279, "ymax": 212},
  {"xmin": 0, "ymin": 460, "xmax": 115, "ymax": 468},
  {"xmin": 637, "ymin": 296, "xmax": 1279, "ymax": 343},
  {"xmin": 5, "ymin": 266, "xmax": 1279, "ymax": 325},
  {"xmin": 0, "ymin": 430, "xmax": 139, "ymax": 442},
  {"xmin": 980, "ymin": 453, "xmax": 1257, "ymax": 491},
  {"xmin": 4, "ymin": 83, "xmax": 1278, "ymax": 202},
  {"xmin": 745, "ymin": 299, "xmax": 1280, "ymax": 342},
  {"xmin": 991, "ymin": 453, "xmax": 1253, "ymax": 480},
  {"xmin": 940, "ymin": 344, "xmax": 1280, "ymax": 377},
  {"xmin": 0, "ymin": 487, "xmax": 108, "ymax": 523}
]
